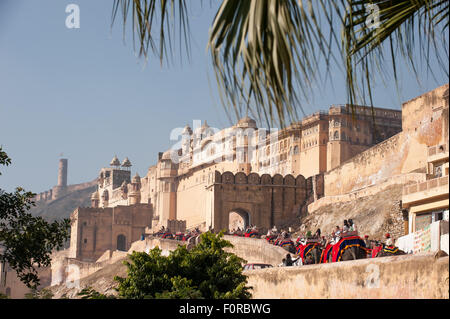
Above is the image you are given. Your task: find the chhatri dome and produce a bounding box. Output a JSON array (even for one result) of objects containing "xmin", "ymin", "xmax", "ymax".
[
  {"xmin": 236, "ymin": 116, "xmax": 257, "ymax": 129},
  {"xmin": 91, "ymin": 190, "xmax": 99, "ymax": 200},
  {"xmin": 182, "ymin": 124, "xmax": 193, "ymax": 136},
  {"xmin": 132, "ymin": 173, "xmax": 141, "ymax": 184},
  {"xmin": 110, "ymin": 155, "xmax": 120, "ymax": 167},
  {"xmin": 121, "ymin": 157, "xmax": 132, "ymax": 168}
]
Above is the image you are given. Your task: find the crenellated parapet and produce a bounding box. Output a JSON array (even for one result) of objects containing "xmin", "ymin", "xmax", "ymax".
[{"xmin": 212, "ymin": 170, "xmax": 318, "ymax": 189}]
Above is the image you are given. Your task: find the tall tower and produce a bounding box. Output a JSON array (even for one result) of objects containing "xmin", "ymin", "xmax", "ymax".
[
  {"xmin": 53, "ymin": 158, "xmax": 68, "ymax": 200},
  {"xmin": 58, "ymin": 158, "xmax": 68, "ymax": 187}
]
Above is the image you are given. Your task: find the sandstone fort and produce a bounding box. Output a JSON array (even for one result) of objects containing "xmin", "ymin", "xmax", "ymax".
[{"xmin": 1, "ymin": 84, "xmax": 448, "ymax": 298}]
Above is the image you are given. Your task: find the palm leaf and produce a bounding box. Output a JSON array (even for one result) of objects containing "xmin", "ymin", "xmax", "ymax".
[
  {"xmin": 110, "ymin": 0, "xmax": 448, "ymax": 128},
  {"xmin": 343, "ymin": 0, "xmax": 449, "ymax": 107}
]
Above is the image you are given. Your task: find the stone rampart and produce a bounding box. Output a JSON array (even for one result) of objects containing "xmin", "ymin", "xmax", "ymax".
[
  {"xmin": 223, "ymin": 235, "xmax": 287, "ymax": 265},
  {"xmin": 246, "ymin": 254, "xmax": 449, "ymax": 299},
  {"xmin": 324, "ymin": 84, "xmax": 448, "ymax": 197}
]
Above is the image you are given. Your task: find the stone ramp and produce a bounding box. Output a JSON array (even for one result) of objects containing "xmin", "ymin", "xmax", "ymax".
[
  {"xmin": 245, "ymin": 253, "xmax": 449, "ymax": 299},
  {"xmin": 224, "ymin": 235, "xmax": 288, "ymax": 265}
]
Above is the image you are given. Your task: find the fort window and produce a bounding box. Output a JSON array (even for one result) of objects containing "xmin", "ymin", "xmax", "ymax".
[
  {"xmin": 334, "ymin": 131, "xmax": 339, "ymax": 140},
  {"xmin": 84, "ymin": 238, "xmax": 87, "ymax": 244}
]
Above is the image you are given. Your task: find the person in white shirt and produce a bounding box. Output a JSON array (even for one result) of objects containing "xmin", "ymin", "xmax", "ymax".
[
  {"xmin": 334, "ymin": 226, "xmax": 341, "ymax": 241},
  {"xmin": 385, "ymin": 233, "xmax": 393, "ymax": 247}
]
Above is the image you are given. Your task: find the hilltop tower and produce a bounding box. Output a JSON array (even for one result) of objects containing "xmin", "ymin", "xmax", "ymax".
[{"xmin": 52, "ymin": 158, "xmax": 68, "ymax": 200}]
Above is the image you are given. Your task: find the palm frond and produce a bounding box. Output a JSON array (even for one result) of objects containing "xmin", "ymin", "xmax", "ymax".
[
  {"xmin": 343, "ymin": 0, "xmax": 449, "ymax": 107},
  {"xmin": 208, "ymin": 0, "xmax": 343, "ymax": 128},
  {"xmin": 111, "ymin": 0, "xmax": 192, "ymax": 66},
  {"xmin": 110, "ymin": 0, "xmax": 449, "ymax": 128}
]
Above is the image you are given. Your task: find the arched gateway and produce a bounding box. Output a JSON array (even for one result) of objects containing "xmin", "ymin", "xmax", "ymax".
[
  {"xmin": 229, "ymin": 208, "xmax": 251, "ymax": 231},
  {"xmin": 211, "ymin": 171, "xmax": 323, "ymax": 234}
]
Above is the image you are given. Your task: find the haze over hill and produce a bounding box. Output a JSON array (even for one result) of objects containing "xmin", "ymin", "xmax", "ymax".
[{"xmin": 29, "ymin": 180, "xmax": 97, "ymax": 222}]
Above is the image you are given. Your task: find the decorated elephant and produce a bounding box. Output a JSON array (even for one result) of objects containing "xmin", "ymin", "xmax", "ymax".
[
  {"xmin": 244, "ymin": 229, "xmax": 259, "ymax": 238},
  {"xmin": 296, "ymin": 242, "xmax": 323, "ymax": 264},
  {"xmin": 278, "ymin": 239, "xmax": 297, "ymax": 254},
  {"xmin": 161, "ymin": 232, "xmax": 174, "ymax": 240},
  {"xmin": 328, "ymin": 235, "xmax": 367, "ymax": 262},
  {"xmin": 374, "ymin": 245, "xmax": 406, "ymax": 257},
  {"xmin": 265, "ymin": 234, "xmax": 277, "ymax": 244}
]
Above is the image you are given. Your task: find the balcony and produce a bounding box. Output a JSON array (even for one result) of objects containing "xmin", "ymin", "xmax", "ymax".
[
  {"xmin": 159, "ymin": 168, "xmax": 178, "ymax": 178},
  {"xmin": 402, "ymin": 175, "xmax": 449, "ymax": 207},
  {"xmin": 427, "ymin": 144, "xmax": 449, "ymax": 164}
]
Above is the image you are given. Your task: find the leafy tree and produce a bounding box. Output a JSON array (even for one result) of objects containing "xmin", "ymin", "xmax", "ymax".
[
  {"xmin": 114, "ymin": 231, "xmax": 252, "ymax": 299},
  {"xmin": 112, "ymin": 0, "xmax": 448, "ymax": 127},
  {"xmin": 24, "ymin": 288, "xmax": 54, "ymax": 299},
  {"xmin": 77, "ymin": 287, "xmax": 116, "ymax": 299},
  {"xmin": 0, "ymin": 147, "xmax": 71, "ymax": 289}
]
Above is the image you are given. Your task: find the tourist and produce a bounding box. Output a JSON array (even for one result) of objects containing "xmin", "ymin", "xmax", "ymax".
[
  {"xmin": 385, "ymin": 233, "xmax": 393, "ymax": 247},
  {"xmin": 292, "ymin": 255, "xmax": 302, "ymax": 266},
  {"xmin": 334, "ymin": 226, "xmax": 341, "ymax": 241},
  {"xmin": 284, "ymin": 254, "xmax": 293, "ymax": 266},
  {"xmin": 314, "ymin": 228, "xmax": 321, "ymax": 238},
  {"xmin": 343, "ymin": 220, "xmax": 349, "ymax": 232},
  {"xmin": 348, "ymin": 219, "xmax": 356, "ymax": 232},
  {"xmin": 279, "ymin": 258, "xmax": 286, "ymax": 267}
]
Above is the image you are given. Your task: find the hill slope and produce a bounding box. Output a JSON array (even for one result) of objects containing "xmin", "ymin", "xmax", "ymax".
[
  {"xmin": 29, "ymin": 181, "xmax": 97, "ymax": 222},
  {"xmin": 288, "ymin": 184, "xmax": 405, "ymax": 240}
]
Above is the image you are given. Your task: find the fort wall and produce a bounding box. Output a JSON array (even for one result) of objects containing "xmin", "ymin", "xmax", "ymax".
[
  {"xmin": 246, "ymin": 254, "xmax": 449, "ymax": 299},
  {"xmin": 324, "ymin": 84, "xmax": 449, "ymax": 197}
]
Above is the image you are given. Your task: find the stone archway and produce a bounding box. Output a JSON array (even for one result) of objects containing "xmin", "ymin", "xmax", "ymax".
[
  {"xmin": 117, "ymin": 234, "xmax": 127, "ymax": 251},
  {"xmin": 228, "ymin": 208, "xmax": 250, "ymax": 231}
]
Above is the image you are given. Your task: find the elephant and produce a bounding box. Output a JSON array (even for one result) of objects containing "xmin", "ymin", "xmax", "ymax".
[
  {"xmin": 327, "ymin": 239, "xmax": 367, "ymax": 263},
  {"xmin": 279, "ymin": 240, "xmax": 297, "ymax": 254},
  {"xmin": 303, "ymin": 246, "xmax": 323, "ymax": 264},
  {"xmin": 375, "ymin": 245, "xmax": 406, "ymax": 257},
  {"xmin": 340, "ymin": 245, "xmax": 367, "ymax": 261}
]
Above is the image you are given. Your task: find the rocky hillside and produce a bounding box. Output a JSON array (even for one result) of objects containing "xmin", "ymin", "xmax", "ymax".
[
  {"xmin": 49, "ymin": 257, "xmax": 128, "ymax": 299},
  {"xmin": 29, "ymin": 181, "xmax": 97, "ymax": 222},
  {"xmin": 287, "ymin": 184, "xmax": 405, "ymax": 240}
]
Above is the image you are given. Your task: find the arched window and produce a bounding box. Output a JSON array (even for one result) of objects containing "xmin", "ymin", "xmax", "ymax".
[{"xmin": 334, "ymin": 131, "xmax": 339, "ymax": 140}]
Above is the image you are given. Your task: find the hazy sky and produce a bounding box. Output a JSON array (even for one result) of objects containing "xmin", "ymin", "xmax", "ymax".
[{"xmin": 0, "ymin": 0, "xmax": 448, "ymax": 193}]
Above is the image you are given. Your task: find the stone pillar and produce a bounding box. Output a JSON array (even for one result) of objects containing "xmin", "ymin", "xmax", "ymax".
[{"xmin": 58, "ymin": 159, "xmax": 68, "ymax": 187}]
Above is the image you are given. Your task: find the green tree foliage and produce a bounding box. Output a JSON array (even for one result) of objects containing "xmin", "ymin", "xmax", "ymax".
[
  {"xmin": 0, "ymin": 147, "xmax": 71, "ymax": 289},
  {"xmin": 77, "ymin": 287, "xmax": 116, "ymax": 299},
  {"xmin": 24, "ymin": 288, "xmax": 54, "ymax": 299},
  {"xmin": 115, "ymin": 231, "xmax": 252, "ymax": 299}
]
